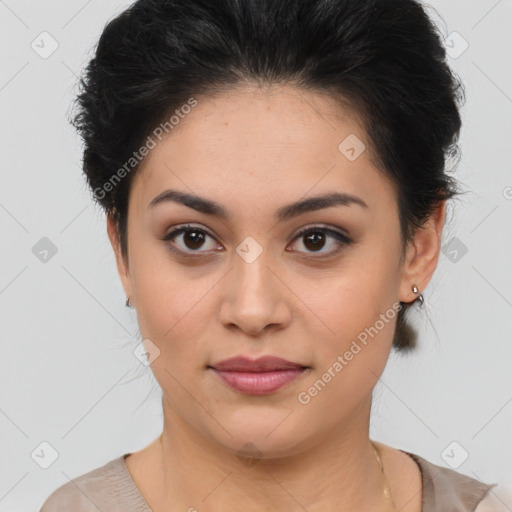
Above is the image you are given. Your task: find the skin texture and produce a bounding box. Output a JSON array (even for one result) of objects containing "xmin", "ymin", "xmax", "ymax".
[{"xmin": 107, "ymin": 83, "xmax": 444, "ymax": 511}]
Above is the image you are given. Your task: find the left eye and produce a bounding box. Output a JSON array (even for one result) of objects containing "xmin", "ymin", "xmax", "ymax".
[
  {"xmin": 288, "ymin": 226, "xmax": 352, "ymax": 256},
  {"xmin": 161, "ymin": 224, "xmax": 352, "ymax": 257}
]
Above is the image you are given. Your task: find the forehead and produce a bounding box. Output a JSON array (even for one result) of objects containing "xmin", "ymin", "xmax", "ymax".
[{"xmin": 129, "ymin": 84, "xmax": 395, "ymax": 214}]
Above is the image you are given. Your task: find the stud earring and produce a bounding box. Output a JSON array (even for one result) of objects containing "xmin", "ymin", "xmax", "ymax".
[
  {"xmin": 125, "ymin": 297, "xmax": 134, "ymax": 308},
  {"xmin": 411, "ymin": 284, "xmax": 424, "ymax": 306}
]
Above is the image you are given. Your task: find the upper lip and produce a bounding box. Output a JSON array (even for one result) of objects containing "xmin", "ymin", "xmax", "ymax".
[{"xmin": 209, "ymin": 356, "xmax": 308, "ymax": 372}]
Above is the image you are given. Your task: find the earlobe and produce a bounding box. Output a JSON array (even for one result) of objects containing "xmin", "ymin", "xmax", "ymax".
[{"xmin": 399, "ymin": 201, "xmax": 446, "ymax": 303}]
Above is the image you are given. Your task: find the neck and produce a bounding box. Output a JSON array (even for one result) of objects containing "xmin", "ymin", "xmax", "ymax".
[{"xmin": 149, "ymin": 394, "xmax": 392, "ymax": 512}]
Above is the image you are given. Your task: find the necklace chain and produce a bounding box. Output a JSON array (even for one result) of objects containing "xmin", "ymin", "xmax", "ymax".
[
  {"xmin": 370, "ymin": 441, "xmax": 399, "ymax": 512},
  {"xmin": 160, "ymin": 434, "xmax": 398, "ymax": 511}
]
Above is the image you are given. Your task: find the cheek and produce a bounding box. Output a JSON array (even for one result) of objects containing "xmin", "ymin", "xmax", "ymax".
[
  {"xmin": 134, "ymin": 272, "xmax": 210, "ymax": 348},
  {"xmin": 308, "ymin": 248, "xmax": 399, "ymax": 336},
  {"xmin": 313, "ymin": 279, "xmax": 397, "ymax": 372},
  {"xmin": 300, "ymin": 240, "xmax": 401, "ymax": 378},
  {"xmin": 127, "ymin": 240, "xmax": 212, "ymax": 356},
  {"xmin": 295, "ymin": 282, "xmax": 398, "ymax": 417}
]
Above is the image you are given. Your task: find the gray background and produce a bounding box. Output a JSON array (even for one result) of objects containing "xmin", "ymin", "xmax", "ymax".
[{"xmin": 1, "ymin": 0, "xmax": 511, "ymax": 510}]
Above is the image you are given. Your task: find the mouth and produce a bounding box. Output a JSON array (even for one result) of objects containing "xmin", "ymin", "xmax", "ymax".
[{"xmin": 208, "ymin": 355, "xmax": 311, "ymax": 395}]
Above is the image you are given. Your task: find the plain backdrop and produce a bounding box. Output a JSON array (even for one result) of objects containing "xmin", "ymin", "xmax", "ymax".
[{"xmin": 1, "ymin": 0, "xmax": 511, "ymax": 510}]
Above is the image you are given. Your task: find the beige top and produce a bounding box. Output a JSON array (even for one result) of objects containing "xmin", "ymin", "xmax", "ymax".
[{"xmin": 39, "ymin": 449, "xmax": 503, "ymax": 511}]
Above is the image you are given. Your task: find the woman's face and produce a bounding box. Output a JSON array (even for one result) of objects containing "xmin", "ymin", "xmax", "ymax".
[{"xmin": 108, "ymin": 84, "xmax": 441, "ymax": 458}]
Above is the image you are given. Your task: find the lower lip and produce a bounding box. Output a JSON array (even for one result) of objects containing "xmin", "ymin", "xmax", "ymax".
[{"xmin": 210, "ymin": 368, "xmax": 306, "ymax": 395}]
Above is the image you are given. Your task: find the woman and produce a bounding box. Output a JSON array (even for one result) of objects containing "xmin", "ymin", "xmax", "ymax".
[{"xmin": 39, "ymin": 0, "xmax": 506, "ymax": 510}]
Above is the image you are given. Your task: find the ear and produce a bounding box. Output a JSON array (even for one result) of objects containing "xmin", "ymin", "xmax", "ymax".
[
  {"xmin": 106, "ymin": 214, "xmax": 133, "ymax": 303},
  {"xmin": 399, "ymin": 201, "xmax": 446, "ymax": 303}
]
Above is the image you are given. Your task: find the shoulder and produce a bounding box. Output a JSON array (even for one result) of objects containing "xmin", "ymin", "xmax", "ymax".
[
  {"xmin": 405, "ymin": 450, "xmax": 499, "ymax": 511},
  {"xmin": 474, "ymin": 482, "xmax": 512, "ymax": 512},
  {"xmin": 39, "ymin": 455, "xmax": 131, "ymax": 511}
]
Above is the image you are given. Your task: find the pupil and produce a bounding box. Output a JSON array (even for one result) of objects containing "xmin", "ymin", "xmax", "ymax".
[
  {"xmin": 185, "ymin": 230, "xmax": 204, "ymax": 249},
  {"xmin": 304, "ymin": 232, "xmax": 325, "ymax": 251}
]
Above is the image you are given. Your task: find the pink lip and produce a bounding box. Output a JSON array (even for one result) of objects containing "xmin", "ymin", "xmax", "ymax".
[{"xmin": 209, "ymin": 356, "xmax": 309, "ymax": 395}]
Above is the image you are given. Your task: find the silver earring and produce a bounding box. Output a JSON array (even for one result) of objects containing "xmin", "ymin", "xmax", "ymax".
[
  {"xmin": 411, "ymin": 284, "xmax": 424, "ymax": 306},
  {"xmin": 125, "ymin": 297, "xmax": 134, "ymax": 308}
]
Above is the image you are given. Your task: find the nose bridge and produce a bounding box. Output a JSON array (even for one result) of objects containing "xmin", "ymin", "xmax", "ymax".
[
  {"xmin": 232, "ymin": 236, "xmax": 275, "ymax": 300},
  {"xmin": 221, "ymin": 236, "xmax": 289, "ymax": 333}
]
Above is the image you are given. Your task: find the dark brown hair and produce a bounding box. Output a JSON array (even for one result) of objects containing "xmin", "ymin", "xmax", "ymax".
[{"xmin": 71, "ymin": 0, "xmax": 465, "ymax": 351}]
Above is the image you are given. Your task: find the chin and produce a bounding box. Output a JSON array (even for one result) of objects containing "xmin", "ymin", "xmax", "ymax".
[{"xmin": 207, "ymin": 412, "xmax": 316, "ymax": 462}]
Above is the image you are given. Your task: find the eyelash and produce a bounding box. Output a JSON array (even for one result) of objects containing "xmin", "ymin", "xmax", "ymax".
[{"xmin": 160, "ymin": 223, "xmax": 353, "ymax": 259}]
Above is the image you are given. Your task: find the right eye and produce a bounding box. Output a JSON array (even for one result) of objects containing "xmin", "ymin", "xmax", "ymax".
[{"xmin": 161, "ymin": 224, "xmax": 223, "ymax": 256}]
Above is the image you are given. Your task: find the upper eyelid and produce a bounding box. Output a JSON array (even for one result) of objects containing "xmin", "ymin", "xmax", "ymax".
[
  {"xmin": 293, "ymin": 225, "xmax": 350, "ymax": 239},
  {"xmin": 164, "ymin": 223, "xmax": 216, "ymax": 240}
]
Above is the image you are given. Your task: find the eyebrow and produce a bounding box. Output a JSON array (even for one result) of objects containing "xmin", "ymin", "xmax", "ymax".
[{"xmin": 148, "ymin": 188, "xmax": 368, "ymax": 221}]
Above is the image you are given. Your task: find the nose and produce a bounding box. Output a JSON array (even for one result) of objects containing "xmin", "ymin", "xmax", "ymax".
[{"xmin": 218, "ymin": 245, "xmax": 292, "ymax": 338}]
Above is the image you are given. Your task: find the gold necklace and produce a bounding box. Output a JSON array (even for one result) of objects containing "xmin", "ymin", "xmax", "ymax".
[{"xmin": 370, "ymin": 441, "xmax": 399, "ymax": 512}]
